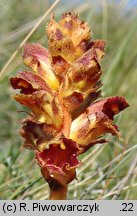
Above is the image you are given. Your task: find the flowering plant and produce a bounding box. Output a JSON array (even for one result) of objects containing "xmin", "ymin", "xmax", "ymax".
[{"xmin": 10, "ymin": 12, "xmax": 129, "ymax": 199}]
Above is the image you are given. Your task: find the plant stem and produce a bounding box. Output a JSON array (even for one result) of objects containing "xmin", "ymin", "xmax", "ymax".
[{"xmin": 49, "ymin": 185, "xmax": 68, "ymax": 200}]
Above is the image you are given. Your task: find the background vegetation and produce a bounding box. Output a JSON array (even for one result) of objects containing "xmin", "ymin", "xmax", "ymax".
[{"xmin": 0, "ymin": 0, "xmax": 137, "ymax": 199}]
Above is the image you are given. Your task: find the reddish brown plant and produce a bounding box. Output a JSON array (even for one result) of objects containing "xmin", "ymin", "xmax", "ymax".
[{"xmin": 10, "ymin": 12, "xmax": 129, "ymax": 200}]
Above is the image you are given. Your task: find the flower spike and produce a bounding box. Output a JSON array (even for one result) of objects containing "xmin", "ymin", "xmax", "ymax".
[{"xmin": 10, "ymin": 12, "xmax": 129, "ymax": 200}]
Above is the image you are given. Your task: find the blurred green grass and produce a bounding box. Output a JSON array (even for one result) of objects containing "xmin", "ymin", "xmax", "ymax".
[{"xmin": 0, "ymin": 0, "xmax": 137, "ymax": 200}]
